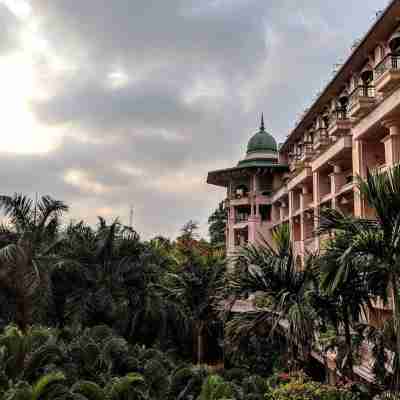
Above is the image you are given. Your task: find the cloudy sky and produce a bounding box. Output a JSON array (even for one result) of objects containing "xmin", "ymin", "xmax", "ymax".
[{"xmin": 0, "ymin": 0, "xmax": 388, "ymax": 238}]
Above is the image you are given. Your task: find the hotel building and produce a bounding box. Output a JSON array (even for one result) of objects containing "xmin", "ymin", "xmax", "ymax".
[{"xmin": 208, "ymin": 0, "xmax": 400, "ymax": 323}]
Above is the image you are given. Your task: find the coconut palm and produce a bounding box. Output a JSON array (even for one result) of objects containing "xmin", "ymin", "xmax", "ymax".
[
  {"xmin": 0, "ymin": 194, "xmax": 68, "ymax": 332},
  {"xmin": 318, "ymin": 165, "xmax": 400, "ymax": 387}
]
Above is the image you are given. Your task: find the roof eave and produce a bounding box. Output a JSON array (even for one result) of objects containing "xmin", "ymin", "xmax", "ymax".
[{"xmin": 280, "ymin": 0, "xmax": 400, "ymax": 152}]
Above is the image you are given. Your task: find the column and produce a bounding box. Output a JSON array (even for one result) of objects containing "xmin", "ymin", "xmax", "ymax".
[
  {"xmin": 288, "ymin": 191, "xmax": 295, "ymax": 247},
  {"xmin": 252, "ymin": 174, "xmax": 258, "ymax": 193},
  {"xmin": 330, "ymin": 164, "xmax": 345, "ymax": 210},
  {"xmin": 271, "ymin": 203, "xmax": 279, "ymax": 224},
  {"xmin": 353, "ymin": 138, "xmax": 367, "ymax": 217},
  {"xmin": 382, "ymin": 119, "xmax": 400, "ymax": 167},
  {"xmin": 279, "ymin": 202, "xmax": 288, "ymax": 221},
  {"xmin": 300, "ymin": 185, "xmax": 312, "ymax": 211},
  {"xmin": 227, "ymin": 206, "xmax": 235, "ymax": 254},
  {"xmin": 288, "ymin": 190, "xmax": 294, "ymax": 219},
  {"xmin": 313, "ymin": 172, "xmax": 321, "ymax": 252}
]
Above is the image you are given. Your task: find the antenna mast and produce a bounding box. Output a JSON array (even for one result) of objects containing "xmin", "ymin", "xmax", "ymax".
[{"xmin": 129, "ymin": 206, "xmax": 134, "ymax": 228}]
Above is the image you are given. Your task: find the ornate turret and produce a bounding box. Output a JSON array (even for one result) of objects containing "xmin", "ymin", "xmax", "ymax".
[
  {"xmin": 246, "ymin": 114, "xmax": 278, "ymax": 155},
  {"xmin": 207, "ymin": 114, "xmax": 287, "ymax": 187},
  {"xmin": 238, "ymin": 114, "xmax": 279, "ymax": 167}
]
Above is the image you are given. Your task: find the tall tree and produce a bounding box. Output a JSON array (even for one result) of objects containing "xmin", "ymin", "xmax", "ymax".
[
  {"xmin": 208, "ymin": 202, "xmax": 227, "ymax": 248},
  {"xmin": 225, "ymin": 225, "xmax": 316, "ymax": 370},
  {"xmin": 165, "ymin": 255, "xmax": 226, "ymax": 364}
]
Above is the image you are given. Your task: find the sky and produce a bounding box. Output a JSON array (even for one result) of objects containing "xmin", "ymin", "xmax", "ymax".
[{"xmin": 0, "ymin": 0, "xmax": 389, "ymax": 239}]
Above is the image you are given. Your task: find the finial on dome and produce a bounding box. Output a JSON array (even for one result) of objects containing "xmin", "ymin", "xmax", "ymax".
[{"xmin": 260, "ymin": 113, "xmax": 265, "ymax": 132}]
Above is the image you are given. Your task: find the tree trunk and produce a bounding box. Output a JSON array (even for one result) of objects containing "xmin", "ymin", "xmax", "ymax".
[
  {"xmin": 197, "ymin": 321, "xmax": 204, "ymax": 365},
  {"xmin": 15, "ymin": 293, "xmax": 30, "ymax": 334},
  {"xmin": 343, "ymin": 306, "xmax": 354, "ymax": 380}
]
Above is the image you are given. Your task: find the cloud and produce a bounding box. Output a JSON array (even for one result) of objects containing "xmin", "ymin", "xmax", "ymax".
[{"xmin": 0, "ymin": 0, "xmax": 385, "ymax": 238}]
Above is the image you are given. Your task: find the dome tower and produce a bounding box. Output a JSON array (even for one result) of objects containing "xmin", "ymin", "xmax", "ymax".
[{"xmin": 238, "ymin": 114, "xmax": 279, "ymax": 166}]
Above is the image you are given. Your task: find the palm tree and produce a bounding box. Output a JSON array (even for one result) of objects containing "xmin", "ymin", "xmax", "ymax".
[
  {"xmin": 0, "ymin": 194, "xmax": 68, "ymax": 332},
  {"xmin": 318, "ymin": 165, "xmax": 400, "ymax": 387},
  {"xmin": 164, "ymin": 255, "xmax": 226, "ymax": 364},
  {"xmin": 316, "ymin": 231, "xmax": 374, "ymax": 378},
  {"xmin": 225, "ymin": 225, "xmax": 316, "ymax": 371}
]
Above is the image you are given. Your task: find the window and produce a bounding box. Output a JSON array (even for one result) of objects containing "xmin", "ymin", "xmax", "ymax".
[{"xmin": 260, "ymin": 205, "xmax": 271, "ymax": 222}]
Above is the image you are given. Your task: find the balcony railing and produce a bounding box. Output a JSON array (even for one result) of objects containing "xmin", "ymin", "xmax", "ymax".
[
  {"xmin": 329, "ymin": 109, "xmax": 348, "ymax": 124},
  {"xmin": 313, "ymin": 128, "xmax": 329, "ymax": 151},
  {"xmin": 349, "ymin": 85, "xmax": 375, "ymax": 103},
  {"xmin": 348, "ymin": 85, "xmax": 376, "ymax": 117},
  {"xmin": 327, "ymin": 108, "xmax": 351, "ymax": 139},
  {"xmin": 235, "ymin": 215, "xmax": 249, "ymax": 224},
  {"xmin": 375, "ymin": 53, "xmax": 400, "ymax": 79},
  {"xmin": 299, "ymin": 142, "xmax": 314, "ymax": 162},
  {"xmin": 288, "ymin": 154, "xmax": 303, "ymax": 172},
  {"xmin": 374, "ymin": 53, "xmax": 400, "ymax": 93}
]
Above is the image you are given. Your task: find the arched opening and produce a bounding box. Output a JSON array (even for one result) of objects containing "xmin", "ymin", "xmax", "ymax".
[
  {"xmin": 360, "ymin": 69, "xmax": 373, "ymax": 85},
  {"xmin": 234, "ymin": 184, "xmax": 249, "ymax": 199},
  {"xmin": 337, "ymin": 91, "xmax": 349, "ymax": 120},
  {"xmin": 389, "ymin": 31, "xmax": 400, "ymax": 54}
]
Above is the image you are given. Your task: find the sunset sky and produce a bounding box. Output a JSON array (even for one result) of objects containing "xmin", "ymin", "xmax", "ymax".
[{"xmin": 0, "ymin": 0, "xmax": 388, "ymax": 238}]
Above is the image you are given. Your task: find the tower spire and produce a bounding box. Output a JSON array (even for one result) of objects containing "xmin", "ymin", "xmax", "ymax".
[{"xmin": 260, "ymin": 113, "xmax": 265, "ymax": 132}]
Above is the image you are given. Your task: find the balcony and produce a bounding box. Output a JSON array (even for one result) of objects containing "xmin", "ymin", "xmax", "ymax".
[
  {"xmin": 287, "ymin": 166, "xmax": 313, "ymax": 191},
  {"xmin": 229, "ymin": 196, "xmax": 250, "ymax": 206},
  {"xmin": 234, "ymin": 214, "xmax": 249, "ymax": 228},
  {"xmin": 235, "ymin": 215, "xmax": 249, "ymax": 223},
  {"xmin": 298, "ymin": 143, "xmax": 314, "ymax": 163},
  {"xmin": 289, "ymin": 156, "xmax": 303, "ymax": 173},
  {"xmin": 313, "ymin": 129, "xmax": 329, "ymax": 152},
  {"xmin": 312, "ymin": 136, "xmax": 352, "ymax": 171},
  {"xmin": 271, "ymin": 185, "xmax": 288, "ymax": 203},
  {"xmin": 327, "ymin": 110, "xmax": 352, "ymax": 139},
  {"xmin": 348, "ymin": 85, "xmax": 376, "ymax": 119},
  {"xmin": 375, "ymin": 54, "xmax": 400, "ymax": 94}
]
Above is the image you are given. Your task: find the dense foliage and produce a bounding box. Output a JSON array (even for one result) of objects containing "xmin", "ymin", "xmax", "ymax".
[{"xmin": 2, "ymin": 164, "xmax": 400, "ymax": 398}]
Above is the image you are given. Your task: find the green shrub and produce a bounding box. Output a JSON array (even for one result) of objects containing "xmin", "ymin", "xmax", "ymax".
[
  {"xmin": 198, "ymin": 375, "xmax": 236, "ymax": 400},
  {"xmin": 266, "ymin": 378, "xmax": 360, "ymax": 400}
]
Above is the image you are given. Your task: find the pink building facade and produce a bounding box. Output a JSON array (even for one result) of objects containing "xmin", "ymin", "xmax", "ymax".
[{"xmin": 208, "ymin": 0, "xmax": 400, "ymax": 325}]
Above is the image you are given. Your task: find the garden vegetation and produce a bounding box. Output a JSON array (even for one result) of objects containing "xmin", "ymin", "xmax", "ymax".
[{"xmin": 1, "ymin": 166, "xmax": 400, "ymax": 399}]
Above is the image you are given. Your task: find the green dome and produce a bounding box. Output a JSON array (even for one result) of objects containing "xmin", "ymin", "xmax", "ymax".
[{"xmin": 247, "ymin": 115, "xmax": 277, "ymax": 154}]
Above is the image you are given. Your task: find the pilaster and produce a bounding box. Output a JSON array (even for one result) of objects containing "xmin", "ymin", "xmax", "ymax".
[
  {"xmin": 382, "ymin": 119, "xmax": 400, "ymax": 167},
  {"xmin": 353, "ymin": 138, "xmax": 366, "ymax": 217}
]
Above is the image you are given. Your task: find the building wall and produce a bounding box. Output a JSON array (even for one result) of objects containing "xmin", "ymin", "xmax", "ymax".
[{"xmin": 225, "ymin": 7, "xmax": 400, "ymax": 322}]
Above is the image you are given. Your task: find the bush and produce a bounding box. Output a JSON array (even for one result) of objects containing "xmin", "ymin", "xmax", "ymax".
[
  {"xmin": 198, "ymin": 375, "xmax": 236, "ymax": 400},
  {"xmin": 266, "ymin": 378, "xmax": 360, "ymax": 400}
]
